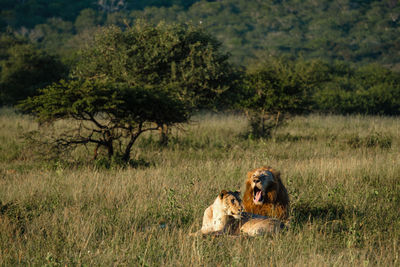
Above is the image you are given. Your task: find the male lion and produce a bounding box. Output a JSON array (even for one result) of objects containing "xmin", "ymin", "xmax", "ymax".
[
  {"xmin": 193, "ymin": 189, "xmax": 285, "ymax": 236},
  {"xmin": 243, "ymin": 167, "xmax": 289, "ymax": 220}
]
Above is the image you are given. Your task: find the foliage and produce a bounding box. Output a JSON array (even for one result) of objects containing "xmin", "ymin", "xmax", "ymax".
[
  {"xmin": 109, "ymin": 0, "xmax": 400, "ymax": 67},
  {"xmin": 0, "ymin": 0, "xmax": 200, "ymax": 30},
  {"xmin": 0, "ymin": 36, "xmax": 67, "ymax": 106},
  {"xmin": 27, "ymin": 18, "xmax": 75, "ymax": 58},
  {"xmin": 2, "ymin": 0, "xmax": 399, "ymax": 68},
  {"xmin": 18, "ymin": 79, "xmax": 188, "ymax": 162},
  {"xmin": 313, "ymin": 63, "xmax": 400, "ymax": 115},
  {"xmin": 2, "ymin": 1, "xmax": 400, "ymax": 116},
  {"xmin": 0, "ymin": 32, "xmax": 25, "ymax": 61},
  {"xmin": 241, "ymin": 58, "xmax": 326, "ymax": 138},
  {"xmin": 74, "ymin": 23, "xmax": 234, "ymax": 111},
  {"xmin": 17, "ymin": 22, "xmax": 234, "ymax": 160},
  {"xmin": 73, "ymin": 22, "xmax": 235, "ymax": 144},
  {"xmin": 346, "ymin": 132, "xmax": 392, "ymax": 149}
]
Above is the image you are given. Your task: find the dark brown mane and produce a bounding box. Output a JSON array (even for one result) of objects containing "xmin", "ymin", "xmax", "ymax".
[{"xmin": 242, "ymin": 166, "xmax": 289, "ymax": 220}]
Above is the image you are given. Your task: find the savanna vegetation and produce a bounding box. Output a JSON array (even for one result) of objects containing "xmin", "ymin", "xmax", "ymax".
[
  {"xmin": 1, "ymin": 0, "xmax": 399, "ymax": 68},
  {"xmin": 1, "ymin": 1, "xmax": 400, "ymax": 114},
  {"xmin": 0, "ymin": 109, "xmax": 399, "ymax": 265},
  {"xmin": 1, "ymin": 1, "xmax": 400, "ymax": 116},
  {"xmin": 0, "ymin": 0, "xmax": 400, "ymax": 265}
]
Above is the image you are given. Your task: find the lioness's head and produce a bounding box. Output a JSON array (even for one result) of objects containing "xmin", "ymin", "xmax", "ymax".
[
  {"xmin": 247, "ymin": 167, "xmax": 279, "ymax": 205},
  {"xmin": 219, "ymin": 190, "xmax": 243, "ymax": 219}
]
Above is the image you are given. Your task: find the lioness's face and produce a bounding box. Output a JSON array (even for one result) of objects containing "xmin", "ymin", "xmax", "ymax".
[
  {"xmin": 250, "ymin": 169, "xmax": 275, "ymax": 205},
  {"xmin": 221, "ymin": 191, "xmax": 243, "ymax": 219}
]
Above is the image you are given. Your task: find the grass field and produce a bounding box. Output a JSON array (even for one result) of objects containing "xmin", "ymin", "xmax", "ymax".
[{"xmin": 0, "ymin": 109, "xmax": 399, "ymax": 266}]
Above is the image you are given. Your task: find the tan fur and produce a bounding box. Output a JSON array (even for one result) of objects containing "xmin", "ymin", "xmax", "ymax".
[
  {"xmin": 199, "ymin": 190, "xmax": 242, "ymax": 235},
  {"xmin": 192, "ymin": 190, "xmax": 285, "ymax": 237},
  {"xmin": 240, "ymin": 212, "xmax": 284, "ymax": 236},
  {"xmin": 243, "ymin": 167, "xmax": 290, "ymax": 220}
]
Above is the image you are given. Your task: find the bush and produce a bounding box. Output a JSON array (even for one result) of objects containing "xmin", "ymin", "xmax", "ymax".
[
  {"xmin": 0, "ymin": 42, "xmax": 67, "ymax": 106},
  {"xmin": 313, "ymin": 63, "xmax": 400, "ymax": 115},
  {"xmin": 241, "ymin": 58, "xmax": 325, "ymax": 138},
  {"xmin": 346, "ymin": 132, "xmax": 392, "ymax": 149}
]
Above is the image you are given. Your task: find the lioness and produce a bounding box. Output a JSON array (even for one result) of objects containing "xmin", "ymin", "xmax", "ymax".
[
  {"xmin": 199, "ymin": 190, "xmax": 243, "ymax": 235},
  {"xmin": 193, "ymin": 190, "xmax": 285, "ymax": 236}
]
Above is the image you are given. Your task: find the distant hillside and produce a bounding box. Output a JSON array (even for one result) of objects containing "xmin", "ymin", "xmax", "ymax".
[
  {"xmin": 1, "ymin": 0, "xmax": 399, "ymax": 68},
  {"xmin": 0, "ymin": 0, "xmax": 198, "ymax": 29}
]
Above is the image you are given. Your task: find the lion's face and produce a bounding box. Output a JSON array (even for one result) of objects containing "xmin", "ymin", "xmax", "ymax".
[
  {"xmin": 249, "ymin": 169, "xmax": 275, "ymax": 205},
  {"xmin": 219, "ymin": 190, "xmax": 243, "ymax": 219}
]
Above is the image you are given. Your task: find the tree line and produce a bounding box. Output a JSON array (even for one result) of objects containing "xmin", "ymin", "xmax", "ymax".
[
  {"xmin": 2, "ymin": 24, "xmax": 399, "ymax": 114},
  {"xmin": 6, "ymin": 22, "xmax": 398, "ymax": 164},
  {"xmin": 1, "ymin": 0, "xmax": 399, "ymax": 163},
  {"xmin": 1, "ymin": 0, "xmax": 399, "ymax": 68}
]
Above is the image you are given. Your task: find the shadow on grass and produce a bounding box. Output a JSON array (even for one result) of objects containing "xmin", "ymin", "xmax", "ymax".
[
  {"xmin": 0, "ymin": 194, "xmax": 64, "ymax": 238},
  {"xmin": 0, "ymin": 200, "xmax": 30, "ymax": 236},
  {"xmin": 291, "ymin": 202, "xmax": 364, "ymax": 227}
]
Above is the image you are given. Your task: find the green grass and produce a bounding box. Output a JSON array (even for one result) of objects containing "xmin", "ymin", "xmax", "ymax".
[{"xmin": 0, "ymin": 109, "xmax": 399, "ymax": 266}]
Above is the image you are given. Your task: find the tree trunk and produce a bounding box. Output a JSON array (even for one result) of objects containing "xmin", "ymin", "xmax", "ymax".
[
  {"xmin": 106, "ymin": 141, "xmax": 113, "ymax": 159},
  {"xmin": 93, "ymin": 143, "xmax": 100, "ymax": 160},
  {"xmin": 122, "ymin": 133, "xmax": 140, "ymax": 162},
  {"xmin": 261, "ymin": 110, "xmax": 265, "ymax": 135},
  {"xmin": 159, "ymin": 124, "xmax": 169, "ymax": 146}
]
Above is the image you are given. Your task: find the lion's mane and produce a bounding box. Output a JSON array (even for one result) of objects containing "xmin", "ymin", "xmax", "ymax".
[{"xmin": 242, "ymin": 167, "xmax": 289, "ymax": 220}]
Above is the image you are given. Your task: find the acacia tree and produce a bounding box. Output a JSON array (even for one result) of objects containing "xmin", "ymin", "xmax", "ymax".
[
  {"xmin": 18, "ymin": 22, "xmax": 234, "ymax": 161},
  {"xmin": 19, "ymin": 79, "xmax": 188, "ymax": 162},
  {"xmin": 74, "ymin": 22, "xmax": 235, "ymax": 144}
]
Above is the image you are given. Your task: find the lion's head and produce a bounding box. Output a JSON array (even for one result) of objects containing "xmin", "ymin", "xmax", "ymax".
[
  {"xmin": 246, "ymin": 167, "xmax": 280, "ymax": 205},
  {"xmin": 219, "ymin": 189, "xmax": 243, "ymax": 219}
]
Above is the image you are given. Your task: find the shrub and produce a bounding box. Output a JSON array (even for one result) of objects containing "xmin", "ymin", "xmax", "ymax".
[{"xmin": 346, "ymin": 132, "xmax": 392, "ymax": 149}]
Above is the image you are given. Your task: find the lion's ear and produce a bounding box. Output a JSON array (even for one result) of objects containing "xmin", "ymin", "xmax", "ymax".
[
  {"xmin": 219, "ymin": 190, "xmax": 228, "ymax": 199},
  {"xmin": 268, "ymin": 168, "xmax": 280, "ymax": 180},
  {"xmin": 233, "ymin": 190, "xmax": 241, "ymax": 198}
]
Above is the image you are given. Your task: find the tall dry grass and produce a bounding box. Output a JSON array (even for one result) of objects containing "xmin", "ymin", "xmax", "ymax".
[{"xmin": 0, "ymin": 109, "xmax": 399, "ymax": 266}]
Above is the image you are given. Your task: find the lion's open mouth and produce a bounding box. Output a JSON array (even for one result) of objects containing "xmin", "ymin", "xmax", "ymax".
[{"xmin": 253, "ymin": 186, "xmax": 264, "ymax": 204}]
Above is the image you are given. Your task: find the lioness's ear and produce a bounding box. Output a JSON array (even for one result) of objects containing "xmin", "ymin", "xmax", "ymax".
[
  {"xmin": 220, "ymin": 190, "xmax": 228, "ymax": 199},
  {"xmin": 233, "ymin": 190, "xmax": 241, "ymax": 199}
]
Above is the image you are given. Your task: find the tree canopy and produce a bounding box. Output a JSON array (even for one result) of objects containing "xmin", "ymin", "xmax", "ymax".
[
  {"xmin": 2, "ymin": 1, "xmax": 400, "ymax": 118},
  {"xmin": 18, "ymin": 23, "xmax": 235, "ymax": 162},
  {"xmin": 74, "ymin": 23, "xmax": 234, "ymax": 111},
  {"xmin": 19, "ymin": 79, "xmax": 188, "ymax": 162},
  {"xmin": 241, "ymin": 58, "xmax": 326, "ymax": 137}
]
